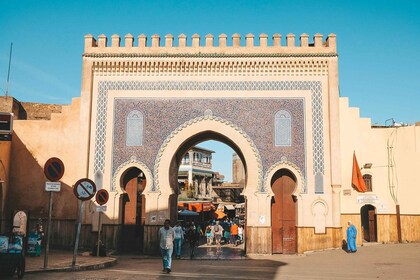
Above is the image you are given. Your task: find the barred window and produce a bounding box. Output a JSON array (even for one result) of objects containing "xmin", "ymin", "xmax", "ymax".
[
  {"xmin": 275, "ymin": 110, "xmax": 291, "ymax": 146},
  {"xmin": 363, "ymin": 174, "xmax": 372, "ymax": 192},
  {"xmin": 126, "ymin": 110, "xmax": 144, "ymax": 146}
]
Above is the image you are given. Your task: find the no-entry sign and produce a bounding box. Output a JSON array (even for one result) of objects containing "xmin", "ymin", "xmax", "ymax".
[
  {"xmin": 44, "ymin": 157, "xmax": 65, "ymax": 182},
  {"xmin": 95, "ymin": 189, "xmax": 109, "ymax": 205},
  {"xmin": 73, "ymin": 178, "xmax": 96, "ymax": 201}
]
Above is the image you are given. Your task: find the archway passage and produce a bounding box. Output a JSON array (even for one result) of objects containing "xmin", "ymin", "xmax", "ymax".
[
  {"xmin": 361, "ymin": 204, "xmax": 377, "ymax": 242},
  {"xmin": 119, "ymin": 167, "xmax": 146, "ymax": 253},
  {"xmin": 271, "ymin": 169, "xmax": 297, "ymax": 254},
  {"xmin": 169, "ymin": 133, "xmax": 247, "ymax": 259},
  {"xmin": 169, "ymin": 131, "xmax": 247, "ymax": 222}
]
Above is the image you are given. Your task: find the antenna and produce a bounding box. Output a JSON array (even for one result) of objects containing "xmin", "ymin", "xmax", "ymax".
[{"xmin": 5, "ymin": 42, "xmax": 13, "ymax": 97}]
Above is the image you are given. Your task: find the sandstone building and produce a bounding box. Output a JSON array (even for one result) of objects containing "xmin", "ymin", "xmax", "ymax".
[{"xmin": 1, "ymin": 32, "xmax": 419, "ymax": 255}]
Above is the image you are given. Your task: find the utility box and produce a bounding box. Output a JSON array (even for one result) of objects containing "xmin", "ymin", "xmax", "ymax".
[{"xmin": 0, "ymin": 112, "xmax": 13, "ymax": 134}]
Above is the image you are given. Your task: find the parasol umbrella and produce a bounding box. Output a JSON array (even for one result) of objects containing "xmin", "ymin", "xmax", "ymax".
[
  {"xmin": 178, "ymin": 209, "xmax": 199, "ymax": 216},
  {"xmin": 213, "ymin": 211, "xmax": 226, "ymax": 219}
]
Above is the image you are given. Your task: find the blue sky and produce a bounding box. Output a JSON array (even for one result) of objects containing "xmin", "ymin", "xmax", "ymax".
[{"xmin": 1, "ymin": 0, "xmax": 419, "ymax": 181}]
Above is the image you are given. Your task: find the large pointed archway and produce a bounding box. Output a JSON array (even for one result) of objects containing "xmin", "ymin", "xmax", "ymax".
[{"xmin": 143, "ymin": 115, "xmax": 275, "ymax": 254}]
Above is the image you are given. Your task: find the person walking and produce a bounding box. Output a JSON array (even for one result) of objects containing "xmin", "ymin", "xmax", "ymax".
[
  {"xmin": 205, "ymin": 225, "xmax": 213, "ymax": 245},
  {"xmin": 173, "ymin": 221, "xmax": 184, "ymax": 259},
  {"xmin": 185, "ymin": 224, "xmax": 199, "ymax": 259},
  {"xmin": 230, "ymin": 222, "xmax": 239, "ymax": 245},
  {"xmin": 238, "ymin": 224, "xmax": 244, "ymax": 244},
  {"xmin": 346, "ymin": 221, "xmax": 357, "ymax": 253},
  {"xmin": 213, "ymin": 221, "xmax": 223, "ymax": 251},
  {"xmin": 159, "ymin": 219, "xmax": 175, "ymax": 273}
]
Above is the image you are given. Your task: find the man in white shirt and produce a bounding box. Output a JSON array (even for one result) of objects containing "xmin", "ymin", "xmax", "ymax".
[
  {"xmin": 158, "ymin": 219, "xmax": 175, "ymax": 273},
  {"xmin": 173, "ymin": 221, "xmax": 184, "ymax": 259}
]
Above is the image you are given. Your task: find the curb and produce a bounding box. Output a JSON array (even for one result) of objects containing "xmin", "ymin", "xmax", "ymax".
[{"xmin": 25, "ymin": 257, "xmax": 118, "ymax": 274}]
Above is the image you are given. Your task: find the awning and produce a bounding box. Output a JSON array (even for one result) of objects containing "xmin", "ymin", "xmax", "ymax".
[
  {"xmin": 178, "ymin": 202, "xmax": 215, "ymax": 212},
  {"xmin": 213, "ymin": 211, "xmax": 226, "ymax": 219},
  {"xmin": 225, "ymin": 205, "xmax": 235, "ymax": 210}
]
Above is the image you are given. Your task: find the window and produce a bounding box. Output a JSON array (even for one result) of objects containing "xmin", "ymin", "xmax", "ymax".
[
  {"xmin": 363, "ymin": 174, "xmax": 372, "ymax": 192},
  {"xmin": 275, "ymin": 110, "xmax": 291, "ymax": 146},
  {"xmin": 126, "ymin": 110, "xmax": 144, "ymax": 146}
]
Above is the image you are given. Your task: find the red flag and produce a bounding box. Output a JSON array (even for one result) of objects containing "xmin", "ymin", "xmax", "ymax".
[{"xmin": 352, "ymin": 152, "xmax": 367, "ymax": 192}]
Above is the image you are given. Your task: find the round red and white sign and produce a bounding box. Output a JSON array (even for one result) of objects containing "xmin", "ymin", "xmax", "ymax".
[{"xmin": 73, "ymin": 178, "xmax": 96, "ymax": 201}]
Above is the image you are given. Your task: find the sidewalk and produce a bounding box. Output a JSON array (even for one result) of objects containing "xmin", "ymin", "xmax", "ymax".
[
  {"xmin": 25, "ymin": 242, "xmax": 244, "ymax": 273},
  {"xmin": 25, "ymin": 250, "xmax": 117, "ymax": 274}
]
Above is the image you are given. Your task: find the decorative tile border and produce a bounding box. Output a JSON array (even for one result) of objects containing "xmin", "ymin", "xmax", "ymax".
[{"xmin": 94, "ymin": 80, "xmax": 324, "ymax": 191}]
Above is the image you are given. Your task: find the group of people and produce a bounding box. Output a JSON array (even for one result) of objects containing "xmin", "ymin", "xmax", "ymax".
[
  {"xmin": 158, "ymin": 218, "xmax": 244, "ymax": 273},
  {"xmin": 204, "ymin": 219, "xmax": 244, "ymax": 248}
]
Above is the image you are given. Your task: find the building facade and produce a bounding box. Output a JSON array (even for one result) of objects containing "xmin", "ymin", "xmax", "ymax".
[
  {"xmin": 1, "ymin": 32, "xmax": 419, "ymax": 255},
  {"xmin": 178, "ymin": 146, "xmax": 214, "ymax": 200}
]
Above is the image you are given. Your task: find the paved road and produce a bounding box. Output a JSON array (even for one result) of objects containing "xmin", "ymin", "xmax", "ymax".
[{"xmin": 13, "ymin": 243, "xmax": 420, "ymax": 279}]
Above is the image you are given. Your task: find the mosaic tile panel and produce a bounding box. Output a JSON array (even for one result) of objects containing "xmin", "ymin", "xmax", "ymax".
[
  {"xmin": 112, "ymin": 98, "xmax": 305, "ymax": 191},
  {"xmin": 93, "ymin": 81, "xmax": 325, "ymax": 192}
]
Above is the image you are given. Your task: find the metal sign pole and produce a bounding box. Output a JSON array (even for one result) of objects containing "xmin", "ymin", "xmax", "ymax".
[
  {"xmin": 72, "ymin": 201, "xmax": 84, "ymax": 267},
  {"xmin": 96, "ymin": 211, "xmax": 102, "ymax": 256},
  {"xmin": 43, "ymin": 191, "xmax": 53, "ymax": 269}
]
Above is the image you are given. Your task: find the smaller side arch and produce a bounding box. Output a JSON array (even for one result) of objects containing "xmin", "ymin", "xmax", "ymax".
[
  {"xmin": 112, "ymin": 156, "xmax": 153, "ymax": 194},
  {"xmin": 265, "ymin": 160, "xmax": 304, "ymax": 228},
  {"xmin": 264, "ymin": 159, "xmax": 305, "ymax": 197},
  {"xmin": 311, "ymin": 199, "xmax": 328, "ymax": 234}
]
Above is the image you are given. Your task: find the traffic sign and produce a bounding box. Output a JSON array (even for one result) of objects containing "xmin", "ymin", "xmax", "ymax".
[
  {"xmin": 73, "ymin": 178, "xmax": 96, "ymax": 201},
  {"xmin": 95, "ymin": 189, "xmax": 109, "ymax": 205},
  {"xmin": 45, "ymin": 182, "xmax": 61, "ymax": 192},
  {"xmin": 44, "ymin": 157, "xmax": 65, "ymax": 182},
  {"xmin": 96, "ymin": 205, "xmax": 107, "ymax": 212}
]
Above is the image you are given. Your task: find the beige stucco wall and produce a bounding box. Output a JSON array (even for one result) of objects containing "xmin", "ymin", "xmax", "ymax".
[
  {"xmin": 0, "ymin": 140, "xmax": 11, "ymax": 230},
  {"xmin": 9, "ymin": 98, "xmax": 82, "ymax": 219},
  {"xmin": 339, "ymin": 97, "xmax": 420, "ymax": 216}
]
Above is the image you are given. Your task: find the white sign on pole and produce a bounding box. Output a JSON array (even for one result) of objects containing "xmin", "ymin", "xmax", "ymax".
[
  {"xmin": 96, "ymin": 205, "xmax": 107, "ymax": 212},
  {"xmin": 45, "ymin": 182, "xmax": 61, "ymax": 192}
]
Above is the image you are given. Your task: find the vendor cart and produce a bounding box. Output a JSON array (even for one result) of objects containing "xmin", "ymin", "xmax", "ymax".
[{"xmin": 0, "ymin": 234, "xmax": 25, "ymax": 278}]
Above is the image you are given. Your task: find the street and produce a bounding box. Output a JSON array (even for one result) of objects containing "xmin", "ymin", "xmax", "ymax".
[{"xmin": 10, "ymin": 243, "xmax": 420, "ymax": 280}]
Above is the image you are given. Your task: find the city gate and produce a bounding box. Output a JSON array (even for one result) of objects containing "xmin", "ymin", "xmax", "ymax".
[{"xmin": 80, "ymin": 32, "xmax": 343, "ymax": 254}]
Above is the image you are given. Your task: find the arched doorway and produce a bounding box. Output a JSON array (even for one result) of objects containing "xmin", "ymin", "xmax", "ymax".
[
  {"xmin": 169, "ymin": 132, "xmax": 247, "ymax": 223},
  {"xmin": 119, "ymin": 167, "xmax": 146, "ymax": 253},
  {"xmin": 361, "ymin": 204, "xmax": 377, "ymax": 242},
  {"xmin": 271, "ymin": 168, "xmax": 297, "ymax": 254}
]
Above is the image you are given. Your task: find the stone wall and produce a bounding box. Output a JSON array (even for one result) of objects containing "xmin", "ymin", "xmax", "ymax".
[
  {"xmin": 20, "ymin": 102, "xmax": 62, "ymax": 120},
  {"xmin": 0, "ymin": 96, "xmax": 62, "ymax": 120}
]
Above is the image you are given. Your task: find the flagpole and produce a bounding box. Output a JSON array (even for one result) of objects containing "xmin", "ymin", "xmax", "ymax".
[{"xmin": 5, "ymin": 42, "xmax": 13, "ymax": 97}]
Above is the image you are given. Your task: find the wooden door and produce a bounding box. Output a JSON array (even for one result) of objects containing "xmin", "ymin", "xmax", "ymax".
[
  {"xmin": 121, "ymin": 177, "xmax": 144, "ymax": 252},
  {"xmin": 271, "ymin": 172, "xmax": 297, "ymax": 254},
  {"xmin": 368, "ymin": 210, "xmax": 376, "ymax": 242}
]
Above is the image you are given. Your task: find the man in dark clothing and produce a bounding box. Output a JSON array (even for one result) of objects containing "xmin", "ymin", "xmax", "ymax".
[{"xmin": 185, "ymin": 225, "xmax": 199, "ymax": 259}]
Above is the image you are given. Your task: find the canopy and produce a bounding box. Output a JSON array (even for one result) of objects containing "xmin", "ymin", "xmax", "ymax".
[
  {"xmin": 213, "ymin": 211, "xmax": 226, "ymax": 219},
  {"xmin": 178, "ymin": 209, "xmax": 199, "ymax": 216}
]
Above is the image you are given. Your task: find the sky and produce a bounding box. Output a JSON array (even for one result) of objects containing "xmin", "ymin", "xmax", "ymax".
[{"xmin": 1, "ymin": 0, "xmax": 419, "ymax": 181}]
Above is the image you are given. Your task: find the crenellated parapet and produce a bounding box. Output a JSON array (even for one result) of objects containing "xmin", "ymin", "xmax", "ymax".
[{"xmin": 84, "ymin": 33, "xmax": 337, "ymax": 56}]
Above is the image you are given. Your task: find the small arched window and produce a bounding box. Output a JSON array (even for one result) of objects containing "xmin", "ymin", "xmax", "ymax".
[
  {"xmin": 275, "ymin": 110, "xmax": 292, "ymax": 146},
  {"xmin": 126, "ymin": 110, "xmax": 144, "ymax": 146},
  {"xmin": 363, "ymin": 174, "xmax": 373, "ymax": 192}
]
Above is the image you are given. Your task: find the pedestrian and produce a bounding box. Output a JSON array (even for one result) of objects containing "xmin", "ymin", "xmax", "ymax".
[
  {"xmin": 346, "ymin": 221, "xmax": 357, "ymax": 253},
  {"xmin": 223, "ymin": 221, "xmax": 231, "ymax": 244},
  {"xmin": 238, "ymin": 224, "xmax": 244, "ymax": 244},
  {"xmin": 230, "ymin": 222, "xmax": 239, "ymax": 245},
  {"xmin": 213, "ymin": 221, "xmax": 223, "ymax": 250},
  {"xmin": 173, "ymin": 221, "xmax": 184, "ymax": 259},
  {"xmin": 205, "ymin": 225, "xmax": 213, "ymax": 245},
  {"xmin": 185, "ymin": 224, "xmax": 199, "ymax": 259},
  {"xmin": 158, "ymin": 219, "xmax": 175, "ymax": 273}
]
